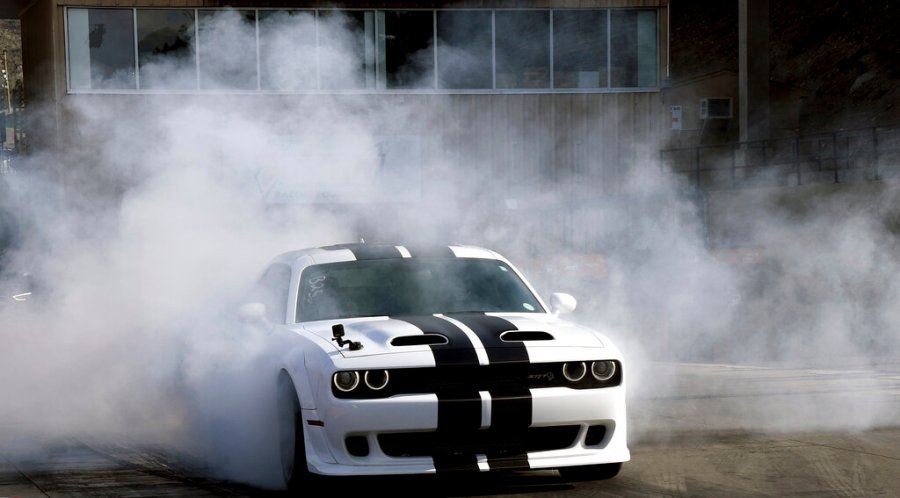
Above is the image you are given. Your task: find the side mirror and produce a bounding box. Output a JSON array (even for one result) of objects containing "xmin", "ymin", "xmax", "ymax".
[
  {"xmin": 1, "ymin": 272, "xmax": 36, "ymax": 304},
  {"xmin": 549, "ymin": 292, "xmax": 577, "ymax": 316},
  {"xmin": 11, "ymin": 291, "xmax": 32, "ymax": 302},
  {"xmin": 237, "ymin": 302, "xmax": 268, "ymax": 324}
]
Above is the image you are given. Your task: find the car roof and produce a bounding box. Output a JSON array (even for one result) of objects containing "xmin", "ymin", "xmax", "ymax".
[{"xmin": 269, "ymin": 243, "xmax": 509, "ymax": 267}]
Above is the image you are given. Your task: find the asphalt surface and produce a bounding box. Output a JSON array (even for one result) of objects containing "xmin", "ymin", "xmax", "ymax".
[{"xmin": 2, "ymin": 360, "xmax": 900, "ymax": 497}]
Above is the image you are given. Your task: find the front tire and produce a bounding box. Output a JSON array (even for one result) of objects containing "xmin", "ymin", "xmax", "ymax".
[
  {"xmin": 277, "ymin": 373, "xmax": 310, "ymax": 491},
  {"xmin": 558, "ymin": 462, "xmax": 622, "ymax": 482}
]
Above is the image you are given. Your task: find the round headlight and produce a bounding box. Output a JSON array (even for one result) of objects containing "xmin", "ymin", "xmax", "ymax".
[
  {"xmin": 364, "ymin": 370, "xmax": 390, "ymax": 390},
  {"xmin": 333, "ymin": 371, "xmax": 360, "ymax": 392},
  {"xmin": 591, "ymin": 360, "xmax": 616, "ymax": 381},
  {"xmin": 562, "ymin": 361, "xmax": 587, "ymax": 382}
]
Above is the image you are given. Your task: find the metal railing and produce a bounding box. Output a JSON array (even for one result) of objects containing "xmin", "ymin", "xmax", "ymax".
[{"xmin": 661, "ymin": 123, "xmax": 900, "ymax": 190}]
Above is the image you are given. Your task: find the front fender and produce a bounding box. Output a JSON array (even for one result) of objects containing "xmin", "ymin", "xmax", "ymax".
[{"xmin": 278, "ymin": 331, "xmax": 338, "ymax": 411}]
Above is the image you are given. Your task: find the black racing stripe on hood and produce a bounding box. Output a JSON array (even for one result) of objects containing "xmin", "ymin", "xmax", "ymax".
[
  {"xmin": 444, "ymin": 315, "xmax": 533, "ymax": 471},
  {"xmin": 348, "ymin": 245, "xmax": 402, "ymax": 260},
  {"xmin": 447, "ymin": 313, "xmax": 529, "ymax": 364},
  {"xmin": 396, "ymin": 314, "xmax": 482, "ymax": 474},
  {"xmin": 392, "ymin": 315, "xmax": 479, "ymax": 366},
  {"xmin": 394, "ymin": 314, "xmax": 531, "ymax": 474}
]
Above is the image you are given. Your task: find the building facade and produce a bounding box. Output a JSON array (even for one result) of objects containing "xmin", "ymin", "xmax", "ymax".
[{"xmin": 15, "ymin": 0, "xmax": 671, "ymax": 250}]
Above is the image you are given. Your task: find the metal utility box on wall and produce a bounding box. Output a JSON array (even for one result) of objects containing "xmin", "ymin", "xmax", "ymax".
[{"xmin": 700, "ymin": 98, "xmax": 733, "ymax": 119}]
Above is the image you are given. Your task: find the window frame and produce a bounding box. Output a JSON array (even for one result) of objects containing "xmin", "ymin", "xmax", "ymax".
[{"xmin": 64, "ymin": 6, "xmax": 660, "ymax": 95}]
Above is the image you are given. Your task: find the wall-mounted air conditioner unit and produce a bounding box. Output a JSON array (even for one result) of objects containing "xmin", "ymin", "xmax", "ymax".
[{"xmin": 700, "ymin": 98, "xmax": 733, "ymax": 119}]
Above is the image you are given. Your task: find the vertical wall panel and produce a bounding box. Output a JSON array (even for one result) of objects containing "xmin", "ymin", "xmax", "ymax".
[
  {"xmin": 554, "ymin": 93, "xmax": 573, "ymax": 183},
  {"xmin": 20, "ymin": 0, "xmax": 58, "ymax": 157}
]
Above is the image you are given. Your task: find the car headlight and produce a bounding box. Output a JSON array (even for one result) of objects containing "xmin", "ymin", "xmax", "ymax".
[
  {"xmin": 333, "ymin": 371, "xmax": 360, "ymax": 392},
  {"xmin": 591, "ymin": 360, "xmax": 616, "ymax": 381},
  {"xmin": 364, "ymin": 370, "xmax": 390, "ymax": 390},
  {"xmin": 562, "ymin": 361, "xmax": 587, "ymax": 382}
]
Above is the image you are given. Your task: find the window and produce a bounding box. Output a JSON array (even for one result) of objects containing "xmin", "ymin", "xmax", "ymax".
[
  {"xmin": 297, "ymin": 258, "xmax": 542, "ymax": 322},
  {"xmin": 495, "ymin": 10, "xmax": 550, "ymax": 89},
  {"xmin": 554, "ymin": 10, "xmax": 608, "ymax": 89},
  {"xmin": 66, "ymin": 7, "xmax": 658, "ymax": 94},
  {"xmin": 259, "ymin": 10, "xmax": 317, "ymax": 91},
  {"xmin": 610, "ymin": 10, "xmax": 658, "ymax": 88},
  {"xmin": 67, "ymin": 8, "xmax": 136, "ymax": 90},
  {"xmin": 197, "ymin": 9, "xmax": 257, "ymax": 90},
  {"xmin": 378, "ymin": 11, "xmax": 435, "ymax": 89},
  {"xmin": 137, "ymin": 9, "xmax": 196, "ymax": 90},
  {"xmin": 437, "ymin": 10, "xmax": 493, "ymax": 90},
  {"xmin": 250, "ymin": 264, "xmax": 293, "ymax": 324},
  {"xmin": 318, "ymin": 10, "xmax": 376, "ymax": 90}
]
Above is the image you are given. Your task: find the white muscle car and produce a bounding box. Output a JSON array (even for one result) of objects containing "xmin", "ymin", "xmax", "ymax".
[{"xmin": 237, "ymin": 243, "xmax": 629, "ymax": 490}]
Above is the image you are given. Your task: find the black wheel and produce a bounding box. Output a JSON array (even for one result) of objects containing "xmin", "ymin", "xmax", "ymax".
[
  {"xmin": 558, "ymin": 462, "xmax": 622, "ymax": 482},
  {"xmin": 277, "ymin": 373, "xmax": 310, "ymax": 491}
]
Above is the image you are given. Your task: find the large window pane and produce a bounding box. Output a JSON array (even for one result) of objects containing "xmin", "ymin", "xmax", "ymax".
[
  {"xmin": 318, "ymin": 10, "xmax": 376, "ymax": 90},
  {"xmin": 67, "ymin": 8, "xmax": 136, "ymax": 90},
  {"xmin": 636, "ymin": 10, "xmax": 659, "ymax": 87},
  {"xmin": 554, "ymin": 10, "xmax": 608, "ymax": 89},
  {"xmin": 495, "ymin": 11, "xmax": 550, "ymax": 89},
  {"xmin": 198, "ymin": 9, "xmax": 257, "ymax": 90},
  {"xmin": 137, "ymin": 9, "xmax": 196, "ymax": 90},
  {"xmin": 259, "ymin": 10, "xmax": 317, "ymax": 91},
  {"xmin": 610, "ymin": 10, "xmax": 658, "ymax": 88},
  {"xmin": 436, "ymin": 10, "xmax": 492, "ymax": 90},
  {"xmin": 379, "ymin": 11, "xmax": 434, "ymax": 89}
]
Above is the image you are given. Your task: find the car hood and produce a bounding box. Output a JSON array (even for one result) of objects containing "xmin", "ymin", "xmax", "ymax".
[{"xmin": 301, "ymin": 312, "xmax": 611, "ymax": 360}]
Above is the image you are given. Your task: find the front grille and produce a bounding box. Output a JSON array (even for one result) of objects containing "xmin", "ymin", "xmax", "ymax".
[{"xmin": 378, "ymin": 425, "xmax": 581, "ymax": 458}]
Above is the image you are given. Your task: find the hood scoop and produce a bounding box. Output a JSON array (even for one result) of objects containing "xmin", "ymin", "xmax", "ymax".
[
  {"xmin": 391, "ymin": 334, "xmax": 450, "ymax": 346},
  {"xmin": 500, "ymin": 330, "xmax": 554, "ymax": 342}
]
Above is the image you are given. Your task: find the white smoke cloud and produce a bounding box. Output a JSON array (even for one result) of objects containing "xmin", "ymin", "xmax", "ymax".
[
  {"xmin": 0, "ymin": 6, "xmax": 898, "ymax": 491},
  {"xmin": 607, "ymin": 182, "xmax": 900, "ymax": 442}
]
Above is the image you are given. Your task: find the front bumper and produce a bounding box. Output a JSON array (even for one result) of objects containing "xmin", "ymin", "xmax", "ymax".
[{"xmin": 301, "ymin": 384, "xmax": 629, "ymax": 476}]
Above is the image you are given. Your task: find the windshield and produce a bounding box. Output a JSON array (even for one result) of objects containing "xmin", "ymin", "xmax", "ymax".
[{"xmin": 297, "ymin": 257, "xmax": 544, "ymax": 322}]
